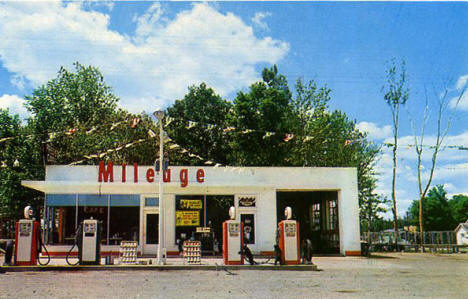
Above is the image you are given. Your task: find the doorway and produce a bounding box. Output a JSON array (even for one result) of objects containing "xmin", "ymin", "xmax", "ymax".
[
  {"xmin": 276, "ymin": 191, "xmax": 339, "ymax": 254},
  {"xmin": 143, "ymin": 211, "xmax": 159, "ymax": 255}
]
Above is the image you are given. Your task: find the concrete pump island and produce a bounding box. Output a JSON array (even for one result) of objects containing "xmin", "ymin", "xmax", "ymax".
[{"xmin": 2, "ymin": 162, "xmax": 361, "ymax": 271}]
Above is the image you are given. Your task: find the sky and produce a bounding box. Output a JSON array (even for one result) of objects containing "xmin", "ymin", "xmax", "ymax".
[{"xmin": 0, "ymin": 1, "xmax": 467, "ymax": 218}]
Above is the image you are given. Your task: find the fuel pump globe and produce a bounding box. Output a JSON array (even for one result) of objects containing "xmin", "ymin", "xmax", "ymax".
[
  {"xmin": 229, "ymin": 206, "xmax": 236, "ymax": 220},
  {"xmin": 284, "ymin": 207, "xmax": 292, "ymax": 220}
]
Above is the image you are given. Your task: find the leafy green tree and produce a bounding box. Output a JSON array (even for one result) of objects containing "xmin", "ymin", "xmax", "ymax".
[
  {"xmin": 0, "ymin": 109, "xmax": 43, "ymax": 219},
  {"xmin": 25, "ymin": 62, "xmax": 159, "ymax": 165},
  {"xmin": 229, "ymin": 65, "xmax": 294, "ymax": 166},
  {"xmin": 165, "ymin": 83, "xmax": 232, "ymax": 165},
  {"xmin": 448, "ymin": 194, "xmax": 468, "ymax": 225},
  {"xmin": 409, "ymin": 185, "xmax": 455, "ymax": 231}
]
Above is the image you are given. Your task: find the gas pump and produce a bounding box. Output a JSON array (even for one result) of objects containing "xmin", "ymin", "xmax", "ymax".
[
  {"xmin": 77, "ymin": 219, "xmax": 102, "ymax": 265},
  {"xmin": 222, "ymin": 207, "xmax": 244, "ymax": 265},
  {"xmin": 277, "ymin": 207, "xmax": 300, "ymax": 265},
  {"xmin": 13, "ymin": 206, "xmax": 50, "ymax": 266}
]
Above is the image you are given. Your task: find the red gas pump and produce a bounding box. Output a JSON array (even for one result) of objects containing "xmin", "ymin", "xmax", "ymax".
[
  {"xmin": 222, "ymin": 207, "xmax": 244, "ymax": 265},
  {"xmin": 278, "ymin": 207, "xmax": 300, "ymax": 265},
  {"xmin": 13, "ymin": 206, "xmax": 49, "ymax": 266}
]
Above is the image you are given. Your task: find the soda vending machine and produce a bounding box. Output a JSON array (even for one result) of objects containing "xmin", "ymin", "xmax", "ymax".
[
  {"xmin": 14, "ymin": 219, "xmax": 40, "ymax": 266},
  {"xmin": 222, "ymin": 207, "xmax": 244, "ymax": 265},
  {"xmin": 278, "ymin": 207, "xmax": 300, "ymax": 265},
  {"xmin": 78, "ymin": 219, "xmax": 102, "ymax": 265}
]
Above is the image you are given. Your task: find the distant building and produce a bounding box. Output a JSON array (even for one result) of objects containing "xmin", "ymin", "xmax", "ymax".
[{"xmin": 454, "ymin": 220, "xmax": 468, "ymax": 245}]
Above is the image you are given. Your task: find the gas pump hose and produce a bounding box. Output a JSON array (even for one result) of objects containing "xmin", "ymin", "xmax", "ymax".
[
  {"xmin": 65, "ymin": 243, "xmax": 79, "ymax": 266},
  {"xmin": 37, "ymin": 243, "xmax": 51, "ymax": 266},
  {"xmin": 66, "ymin": 225, "xmax": 81, "ymax": 266}
]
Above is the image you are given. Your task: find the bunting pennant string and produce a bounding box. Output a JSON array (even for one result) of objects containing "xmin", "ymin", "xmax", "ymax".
[{"xmin": 284, "ymin": 134, "xmax": 294, "ymax": 142}]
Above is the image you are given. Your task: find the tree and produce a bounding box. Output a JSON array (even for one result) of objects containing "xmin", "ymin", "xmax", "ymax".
[
  {"xmin": 229, "ymin": 65, "xmax": 294, "ymax": 166},
  {"xmin": 382, "ymin": 59, "xmax": 409, "ymax": 244},
  {"xmin": 408, "ymin": 82, "xmax": 467, "ymax": 244},
  {"xmin": 0, "ymin": 109, "xmax": 43, "ymax": 219},
  {"xmin": 165, "ymin": 83, "xmax": 232, "ymax": 165},
  {"xmin": 25, "ymin": 62, "xmax": 159, "ymax": 166},
  {"xmin": 409, "ymin": 185, "xmax": 455, "ymax": 231},
  {"xmin": 448, "ymin": 194, "xmax": 468, "ymax": 225}
]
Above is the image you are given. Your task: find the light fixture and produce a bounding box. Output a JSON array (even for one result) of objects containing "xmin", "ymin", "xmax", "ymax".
[
  {"xmin": 153, "ymin": 110, "xmax": 164, "ymax": 120},
  {"xmin": 13, "ymin": 159, "xmax": 20, "ymax": 168}
]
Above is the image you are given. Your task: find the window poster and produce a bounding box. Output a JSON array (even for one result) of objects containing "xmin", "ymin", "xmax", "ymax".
[{"xmin": 176, "ymin": 211, "xmax": 200, "ymax": 226}]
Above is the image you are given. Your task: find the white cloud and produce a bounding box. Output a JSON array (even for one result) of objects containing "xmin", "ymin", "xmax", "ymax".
[
  {"xmin": 356, "ymin": 121, "xmax": 392, "ymax": 140},
  {"xmin": 251, "ymin": 12, "xmax": 272, "ymax": 30},
  {"xmin": 0, "ymin": 2, "xmax": 289, "ymax": 113},
  {"xmin": 449, "ymin": 74, "xmax": 468, "ymax": 110},
  {"xmin": 0, "ymin": 94, "xmax": 29, "ymax": 119},
  {"xmin": 456, "ymin": 74, "xmax": 468, "ymax": 90},
  {"xmin": 449, "ymin": 91, "xmax": 468, "ymax": 110}
]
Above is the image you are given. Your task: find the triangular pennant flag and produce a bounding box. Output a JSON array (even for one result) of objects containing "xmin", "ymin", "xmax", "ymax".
[
  {"xmin": 180, "ymin": 149, "xmax": 188, "ymax": 153},
  {"xmin": 242, "ymin": 129, "xmax": 253, "ymax": 134},
  {"xmin": 1, "ymin": 161, "xmax": 7, "ymax": 168},
  {"xmin": 224, "ymin": 127, "xmax": 235, "ymax": 133},
  {"xmin": 284, "ymin": 133, "xmax": 294, "ymax": 142},
  {"xmin": 65, "ymin": 128, "xmax": 77, "ymax": 135},
  {"xmin": 164, "ymin": 116, "xmax": 174, "ymax": 127},
  {"xmin": 206, "ymin": 124, "xmax": 215, "ymax": 130},
  {"xmin": 169, "ymin": 144, "xmax": 180, "ymax": 150},
  {"xmin": 304, "ymin": 136, "xmax": 313, "ymax": 142},
  {"xmin": 99, "ymin": 152, "xmax": 106, "ymax": 158},
  {"xmin": 186, "ymin": 121, "xmax": 196, "ymax": 129},
  {"xmin": 263, "ymin": 131, "xmax": 275, "ymax": 139},
  {"xmin": 86, "ymin": 127, "xmax": 97, "ymax": 134},
  {"xmin": 130, "ymin": 118, "xmax": 140, "ymax": 128},
  {"xmin": 110, "ymin": 122, "xmax": 120, "ymax": 130},
  {"xmin": 344, "ymin": 140, "xmax": 353, "ymax": 146},
  {"xmin": 125, "ymin": 143, "xmax": 134, "ymax": 148},
  {"xmin": 204, "ymin": 161, "xmax": 214, "ymax": 165},
  {"xmin": 214, "ymin": 163, "xmax": 221, "ymax": 168}
]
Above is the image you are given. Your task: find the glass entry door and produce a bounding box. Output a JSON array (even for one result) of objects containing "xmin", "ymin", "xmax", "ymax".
[{"xmin": 143, "ymin": 212, "xmax": 159, "ymax": 255}]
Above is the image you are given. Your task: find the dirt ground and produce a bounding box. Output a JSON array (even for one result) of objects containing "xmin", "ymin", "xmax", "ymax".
[{"xmin": 1, "ymin": 253, "xmax": 467, "ymax": 299}]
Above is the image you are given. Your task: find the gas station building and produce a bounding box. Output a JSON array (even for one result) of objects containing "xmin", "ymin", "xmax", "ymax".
[{"xmin": 22, "ymin": 164, "xmax": 361, "ymax": 256}]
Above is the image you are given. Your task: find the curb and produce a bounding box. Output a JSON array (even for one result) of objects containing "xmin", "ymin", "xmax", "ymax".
[{"xmin": 1, "ymin": 264, "xmax": 318, "ymax": 272}]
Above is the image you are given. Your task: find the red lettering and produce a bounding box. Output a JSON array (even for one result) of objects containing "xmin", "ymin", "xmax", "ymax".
[
  {"xmin": 134, "ymin": 162, "xmax": 138, "ymax": 183},
  {"xmin": 180, "ymin": 169, "xmax": 188, "ymax": 187},
  {"xmin": 98, "ymin": 161, "xmax": 113, "ymax": 182},
  {"xmin": 122, "ymin": 163, "xmax": 126, "ymax": 182},
  {"xmin": 146, "ymin": 168, "xmax": 155, "ymax": 183},
  {"xmin": 196, "ymin": 169, "xmax": 205, "ymax": 183},
  {"xmin": 163, "ymin": 169, "xmax": 171, "ymax": 182}
]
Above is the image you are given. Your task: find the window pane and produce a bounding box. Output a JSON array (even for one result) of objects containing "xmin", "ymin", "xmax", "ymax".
[{"xmin": 109, "ymin": 207, "xmax": 139, "ymax": 245}]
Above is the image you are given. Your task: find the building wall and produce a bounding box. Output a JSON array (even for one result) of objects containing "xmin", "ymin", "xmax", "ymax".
[{"xmin": 25, "ymin": 165, "xmax": 361, "ymax": 255}]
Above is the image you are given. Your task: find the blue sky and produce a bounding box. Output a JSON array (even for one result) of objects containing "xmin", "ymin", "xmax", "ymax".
[{"xmin": 0, "ymin": 1, "xmax": 467, "ymax": 218}]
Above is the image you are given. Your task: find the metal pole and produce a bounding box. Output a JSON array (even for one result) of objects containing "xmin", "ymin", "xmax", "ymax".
[{"xmin": 157, "ymin": 116, "xmax": 165, "ymax": 265}]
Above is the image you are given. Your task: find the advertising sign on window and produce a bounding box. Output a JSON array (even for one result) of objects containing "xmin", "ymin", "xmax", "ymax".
[
  {"xmin": 176, "ymin": 211, "xmax": 200, "ymax": 226},
  {"xmin": 180, "ymin": 199, "xmax": 202, "ymax": 210}
]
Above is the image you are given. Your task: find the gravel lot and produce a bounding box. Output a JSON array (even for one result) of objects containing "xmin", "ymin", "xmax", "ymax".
[{"xmin": 1, "ymin": 253, "xmax": 467, "ymax": 299}]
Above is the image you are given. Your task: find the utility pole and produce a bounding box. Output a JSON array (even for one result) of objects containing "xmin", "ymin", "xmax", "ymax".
[{"xmin": 153, "ymin": 110, "xmax": 165, "ymax": 265}]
